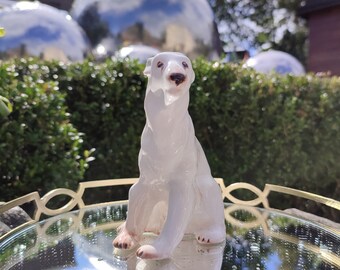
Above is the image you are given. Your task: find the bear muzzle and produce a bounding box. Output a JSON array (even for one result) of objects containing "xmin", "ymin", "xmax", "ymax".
[{"xmin": 169, "ymin": 73, "xmax": 186, "ymax": 86}]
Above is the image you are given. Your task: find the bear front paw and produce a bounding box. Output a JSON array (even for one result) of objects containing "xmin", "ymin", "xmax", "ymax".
[{"xmin": 113, "ymin": 229, "xmax": 137, "ymax": 250}]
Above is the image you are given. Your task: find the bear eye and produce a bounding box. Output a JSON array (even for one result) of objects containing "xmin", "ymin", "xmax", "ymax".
[
  {"xmin": 182, "ymin": 61, "xmax": 188, "ymax": 69},
  {"xmin": 157, "ymin": 61, "xmax": 164, "ymax": 68}
]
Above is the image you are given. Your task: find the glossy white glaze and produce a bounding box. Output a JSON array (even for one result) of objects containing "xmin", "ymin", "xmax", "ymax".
[{"xmin": 113, "ymin": 52, "xmax": 226, "ymax": 260}]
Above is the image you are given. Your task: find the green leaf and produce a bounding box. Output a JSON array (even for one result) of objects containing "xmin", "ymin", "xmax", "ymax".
[
  {"xmin": 0, "ymin": 96, "xmax": 12, "ymax": 117},
  {"xmin": 0, "ymin": 27, "xmax": 5, "ymax": 37}
]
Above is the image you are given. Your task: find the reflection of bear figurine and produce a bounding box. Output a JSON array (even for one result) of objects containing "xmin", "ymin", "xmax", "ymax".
[
  {"xmin": 113, "ymin": 52, "xmax": 226, "ymax": 260},
  {"xmin": 135, "ymin": 235, "xmax": 224, "ymax": 269}
]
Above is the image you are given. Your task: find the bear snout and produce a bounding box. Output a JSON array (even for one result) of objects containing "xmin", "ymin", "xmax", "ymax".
[{"xmin": 169, "ymin": 73, "xmax": 186, "ymax": 86}]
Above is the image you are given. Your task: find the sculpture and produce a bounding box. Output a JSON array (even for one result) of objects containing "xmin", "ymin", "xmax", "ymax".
[
  {"xmin": 0, "ymin": 1, "xmax": 90, "ymax": 62},
  {"xmin": 113, "ymin": 52, "xmax": 226, "ymax": 260},
  {"xmin": 71, "ymin": 0, "xmax": 222, "ymax": 60}
]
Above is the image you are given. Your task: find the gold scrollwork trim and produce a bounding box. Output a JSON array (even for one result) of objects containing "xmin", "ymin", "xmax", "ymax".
[
  {"xmin": 1, "ymin": 178, "xmax": 339, "ymax": 242},
  {"xmin": 41, "ymin": 188, "xmax": 81, "ymax": 216},
  {"xmin": 76, "ymin": 178, "xmax": 137, "ymax": 208},
  {"xmin": 0, "ymin": 178, "xmax": 138, "ymax": 242},
  {"xmin": 218, "ymin": 181, "xmax": 339, "ymax": 213},
  {"xmin": 263, "ymin": 184, "xmax": 340, "ymax": 211},
  {"xmin": 1, "ymin": 188, "xmax": 339, "ymax": 269},
  {"xmin": 0, "ymin": 192, "xmax": 41, "ymax": 221},
  {"xmin": 224, "ymin": 182, "xmax": 268, "ymax": 206},
  {"xmin": 224, "ymin": 204, "xmax": 270, "ymax": 235}
]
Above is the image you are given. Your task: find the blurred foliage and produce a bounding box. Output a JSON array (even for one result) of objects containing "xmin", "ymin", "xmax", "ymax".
[
  {"xmin": 0, "ymin": 57, "xmax": 339, "ymax": 212},
  {"xmin": 0, "ymin": 59, "xmax": 89, "ymax": 201},
  {"xmin": 209, "ymin": 0, "xmax": 308, "ymax": 65},
  {"xmin": 49, "ymin": 58, "xmax": 146, "ymax": 181},
  {"xmin": 191, "ymin": 59, "xmax": 339, "ymax": 203}
]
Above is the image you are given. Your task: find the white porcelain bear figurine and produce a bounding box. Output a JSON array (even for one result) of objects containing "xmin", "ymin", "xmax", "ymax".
[{"xmin": 113, "ymin": 52, "xmax": 226, "ymax": 260}]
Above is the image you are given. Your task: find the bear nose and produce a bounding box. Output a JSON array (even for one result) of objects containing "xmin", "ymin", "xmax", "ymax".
[{"xmin": 169, "ymin": 73, "xmax": 186, "ymax": 86}]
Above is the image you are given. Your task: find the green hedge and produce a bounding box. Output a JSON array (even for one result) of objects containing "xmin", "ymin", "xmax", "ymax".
[
  {"xmin": 56, "ymin": 60, "xmax": 146, "ymax": 181},
  {"xmin": 0, "ymin": 58, "xmax": 339, "ymax": 207},
  {"xmin": 190, "ymin": 61, "xmax": 340, "ymax": 195},
  {"xmin": 0, "ymin": 59, "xmax": 89, "ymax": 201}
]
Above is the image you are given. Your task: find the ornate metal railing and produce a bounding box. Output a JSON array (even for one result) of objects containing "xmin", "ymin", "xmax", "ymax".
[{"xmin": 1, "ymin": 178, "xmax": 339, "ymax": 242}]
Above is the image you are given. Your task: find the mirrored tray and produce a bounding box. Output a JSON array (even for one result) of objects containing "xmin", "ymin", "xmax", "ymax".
[{"xmin": 0, "ymin": 203, "xmax": 339, "ymax": 270}]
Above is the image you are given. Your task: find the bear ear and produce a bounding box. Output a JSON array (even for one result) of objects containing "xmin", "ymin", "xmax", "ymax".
[{"xmin": 143, "ymin": 57, "xmax": 154, "ymax": 77}]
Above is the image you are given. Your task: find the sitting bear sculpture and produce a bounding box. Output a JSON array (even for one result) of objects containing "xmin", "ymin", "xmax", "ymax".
[{"xmin": 113, "ymin": 52, "xmax": 226, "ymax": 260}]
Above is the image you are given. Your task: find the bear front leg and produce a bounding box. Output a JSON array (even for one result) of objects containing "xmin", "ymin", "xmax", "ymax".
[
  {"xmin": 193, "ymin": 177, "xmax": 226, "ymax": 245},
  {"xmin": 113, "ymin": 181, "xmax": 150, "ymax": 250},
  {"xmin": 136, "ymin": 181, "xmax": 195, "ymax": 260}
]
